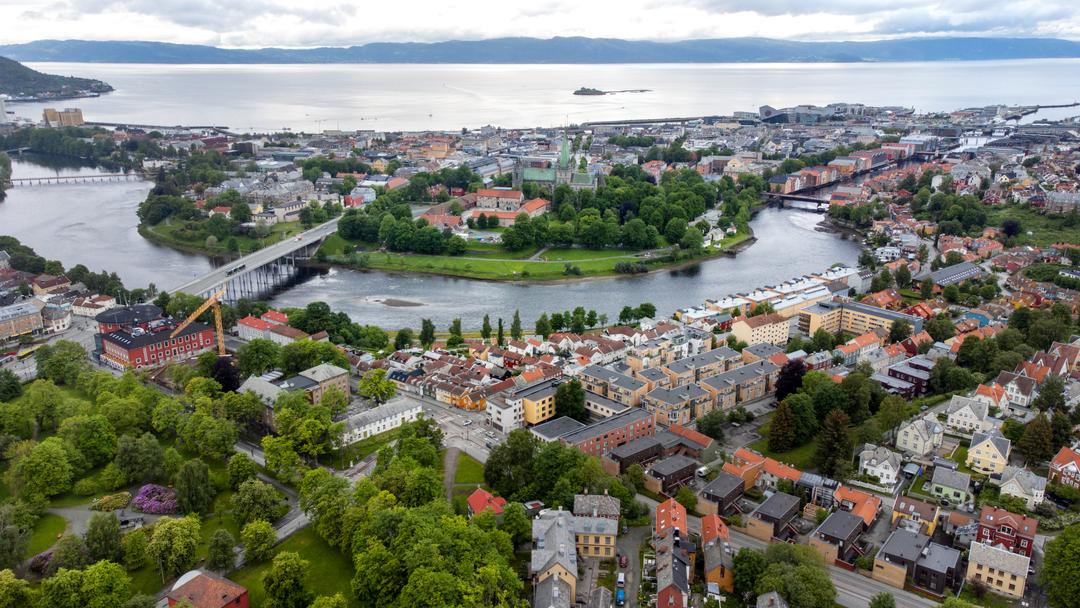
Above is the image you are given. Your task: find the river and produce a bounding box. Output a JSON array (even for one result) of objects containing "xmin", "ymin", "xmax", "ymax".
[
  {"xmin": 10, "ymin": 60, "xmax": 1080, "ymax": 132},
  {"xmin": 1, "ymin": 156, "xmax": 860, "ymax": 329},
  {"xmin": 0, "ymin": 155, "xmax": 215, "ymax": 287}
]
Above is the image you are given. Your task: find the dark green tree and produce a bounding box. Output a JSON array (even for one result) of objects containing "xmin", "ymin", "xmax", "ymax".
[
  {"xmin": 768, "ymin": 401, "xmax": 797, "ymax": 453},
  {"xmin": 814, "ymin": 410, "xmax": 852, "ymax": 477},
  {"xmin": 174, "ymin": 459, "xmax": 213, "ymax": 514}
]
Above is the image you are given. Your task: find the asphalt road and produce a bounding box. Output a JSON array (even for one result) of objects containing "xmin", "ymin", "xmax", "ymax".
[{"xmin": 170, "ymin": 216, "xmax": 341, "ymax": 296}]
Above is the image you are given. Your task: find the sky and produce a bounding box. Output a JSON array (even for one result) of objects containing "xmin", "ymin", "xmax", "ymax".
[{"xmin": 1, "ymin": 0, "xmax": 1078, "ymax": 47}]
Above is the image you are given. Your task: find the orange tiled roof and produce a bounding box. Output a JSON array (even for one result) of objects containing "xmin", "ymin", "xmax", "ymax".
[
  {"xmin": 762, "ymin": 458, "xmax": 802, "ymax": 482},
  {"xmin": 656, "ymin": 497, "xmax": 687, "ymax": 536},
  {"xmin": 835, "ymin": 485, "xmax": 881, "ymax": 527},
  {"xmin": 700, "ymin": 513, "xmax": 730, "ymax": 544}
]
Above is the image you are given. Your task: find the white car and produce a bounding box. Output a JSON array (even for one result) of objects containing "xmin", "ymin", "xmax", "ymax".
[{"xmin": 461, "ymin": 419, "xmax": 473, "ymax": 427}]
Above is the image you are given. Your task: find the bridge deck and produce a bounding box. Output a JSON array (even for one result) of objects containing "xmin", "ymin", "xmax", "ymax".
[{"xmin": 170, "ymin": 218, "xmax": 341, "ymax": 296}]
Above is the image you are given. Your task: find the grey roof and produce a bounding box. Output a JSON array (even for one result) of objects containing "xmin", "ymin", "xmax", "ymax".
[
  {"xmin": 573, "ymin": 494, "xmax": 621, "ymax": 519},
  {"xmin": 531, "ymin": 416, "xmax": 587, "ymax": 441},
  {"xmin": 703, "ymin": 361, "xmax": 779, "ymax": 390},
  {"xmin": 744, "ymin": 343, "xmax": 783, "ymax": 359},
  {"xmin": 583, "ymin": 390, "xmax": 631, "ymax": 415},
  {"xmin": 879, "ymin": 528, "xmax": 930, "ymax": 563},
  {"xmin": 650, "ymin": 454, "xmax": 698, "ymax": 477},
  {"xmin": 587, "ymin": 587, "xmax": 612, "ymax": 608},
  {"xmin": 533, "ymin": 574, "xmax": 573, "ymax": 608},
  {"xmin": 574, "ymin": 515, "xmax": 618, "ymax": 536},
  {"xmin": 531, "ymin": 510, "xmax": 577, "ymax": 577},
  {"xmin": 899, "ymin": 416, "xmax": 943, "ymax": 441},
  {"xmin": 238, "ymin": 376, "xmax": 284, "ymax": 406},
  {"xmin": 702, "ymin": 471, "xmax": 744, "ymax": 499},
  {"xmin": 917, "ymin": 542, "xmax": 961, "ymax": 574},
  {"xmin": 929, "ymin": 261, "xmax": 985, "ymax": 286},
  {"xmin": 558, "ymin": 407, "xmax": 653, "ymax": 446},
  {"xmin": 298, "ymin": 363, "xmax": 348, "ymax": 383},
  {"xmin": 664, "ymin": 347, "xmax": 741, "ymax": 375},
  {"xmin": 996, "ymin": 465, "xmax": 1047, "ymax": 495},
  {"xmin": 581, "ymin": 365, "xmax": 645, "ymax": 392},
  {"xmin": 815, "ymin": 510, "xmax": 864, "ymax": 541},
  {"xmin": 636, "ymin": 367, "xmax": 667, "ymax": 382},
  {"xmin": 645, "ymin": 383, "xmax": 708, "ymax": 405},
  {"xmin": 969, "ymin": 541, "xmax": 1030, "ymax": 578},
  {"xmin": 344, "ymin": 400, "xmax": 420, "ymax": 432},
  {"xmin": 756, "ymin": 591, "xmax": 789, "ymax": 608},
  {"xmin": 654, "ymin": 530, "xmax": 691, "ymax": 594},
  {"xmin": 971, "ymin": 430, "xmax": 1011, "ymax": 459},
  {"xmin": 753, "ymin": 492, "xmax": 800, "ymax": 520},
  {"xmin": 608, "ymin": 435, "xmax": 663, "ymax": 460},
  {"xmin": 703, "ymin": 537, "xmax": 735, "ymax": 573},
  {"xmin": 859, "ymin": 443, "xmax": 901, "ymax": 472},
  {"xmin": 947, "ymin": 395, "xmax": 989, "ymax": 421},
  {"xmin": 931, "ymin": 466, "xmax": 971, "ymax": 492}
]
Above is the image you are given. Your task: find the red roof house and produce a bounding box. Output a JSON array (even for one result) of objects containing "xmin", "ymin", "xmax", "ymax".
[{"xmin": 466, "ymin": 487, "xmax": 506, "ymax": 516}]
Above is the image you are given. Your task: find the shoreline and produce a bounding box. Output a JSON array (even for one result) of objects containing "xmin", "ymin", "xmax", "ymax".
[{"xmin": 313, "ymin": 232, "xmax": 757, "ymax": 285}]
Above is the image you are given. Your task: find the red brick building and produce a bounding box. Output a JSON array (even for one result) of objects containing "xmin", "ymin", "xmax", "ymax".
[
  {"xmin": 977, "ymin": 506, "xmax": 1037, "ymax": 558},
  {"xmin": 557, "ymin": 408, "xmax": 655, "ymax": 458},
  {"xmin": 101, "ymin": 321, "xmax": 216, "ymax": 370}
]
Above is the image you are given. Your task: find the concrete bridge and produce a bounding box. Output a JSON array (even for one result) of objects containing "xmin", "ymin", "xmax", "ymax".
[{"xmin": 169, "ymin": 218, "xmax": 340, "ymax": 303}]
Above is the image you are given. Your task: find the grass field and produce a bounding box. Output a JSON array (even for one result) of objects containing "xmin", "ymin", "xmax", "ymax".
[
  {"xmin": 985, "ymin": 205, "xmax": 1080, "ymax": 247},
  {"xmin": 454, "ymin": 454, "xmax": 486, "ymax": 485},
  {"xmin": 229, "ymin": 527, "xmax": 358, "ymax": 607},
  {"xmin": 26, "ymin": 513, "xmax": 67, "ymax": 557},
  {"xmin": 321, "ymin": 227, "xmax": 753, "ymax": 281}
]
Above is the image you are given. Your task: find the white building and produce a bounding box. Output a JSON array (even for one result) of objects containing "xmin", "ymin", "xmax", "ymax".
[
  {"xmin": 994, "ymin": 466, "xmax": 1046, "ymax": 511},
  {"xmin": 341, "ymin": 399, "xmax": 422, "ymax": 445},
  {"xmin": 858, "ymin": 443, "xmax": 902, "ymax": 486},
  {"xmin": 487, "ymin": 396, "xmax": 524, "ymax": 433},
  {"xmin": 896, "ymin": 416, "xmax": 944, "ymax": 457},
  {"xmin": 946, "ymin": 395, "xmax": 996, "ymax": 435}
]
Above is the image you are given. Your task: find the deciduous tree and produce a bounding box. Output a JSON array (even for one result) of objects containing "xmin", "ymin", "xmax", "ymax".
[
  {"xmin": 263, "ymin": 551, "xmax": 311, "ymax": 608},
  {"xmin": 241, "ymin": 519, "xmax": 276, "ymax": 563}
]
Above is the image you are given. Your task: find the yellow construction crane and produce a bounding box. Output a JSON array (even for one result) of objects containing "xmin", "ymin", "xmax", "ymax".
[{"xmin": 170, "ymin": 288, "xmax": 227, "ymax": 357}]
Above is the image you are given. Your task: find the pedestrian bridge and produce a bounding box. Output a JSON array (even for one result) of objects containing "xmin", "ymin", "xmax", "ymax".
[{"xmin": 169, "ymin": 218, "xmax": 340, "ymax": 303}]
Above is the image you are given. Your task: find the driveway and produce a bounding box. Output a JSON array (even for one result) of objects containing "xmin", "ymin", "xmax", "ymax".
[{"xmin": 616, "ymin": 526, "xmax": 650, "ymax": 608}]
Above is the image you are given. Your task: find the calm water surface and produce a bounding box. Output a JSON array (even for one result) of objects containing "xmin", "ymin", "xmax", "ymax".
[{"xmin": 11, "ymin": 60, "xmax": 1080, "ymax": 132}]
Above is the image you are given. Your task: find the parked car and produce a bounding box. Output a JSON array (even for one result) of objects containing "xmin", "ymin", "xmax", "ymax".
[
  {"xmin": 616, "ymin": 589, "xmax": 625, "ymax": 606},
  {"xmin": 619, "ymin": 554, "xmax": 629, "ymax": 568}
]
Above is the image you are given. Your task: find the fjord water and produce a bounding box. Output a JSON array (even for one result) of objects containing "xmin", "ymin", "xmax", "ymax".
[
  {"xmin": 5, "ymin": 59, "xmax": 1078, "ymax": 328},
  {"xmin": 13, "ymin": 60, "xmax": 1080, "ymax": 132}
]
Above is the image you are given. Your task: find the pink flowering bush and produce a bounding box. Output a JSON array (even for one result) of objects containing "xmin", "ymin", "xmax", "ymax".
[{"xmin": 132, "ymin": 484, "xmax": 178, "ymax": 514}]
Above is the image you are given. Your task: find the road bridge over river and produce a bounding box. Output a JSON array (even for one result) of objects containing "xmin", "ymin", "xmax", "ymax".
[{"xmin": 169, "ymin": 218, "xmax": 340, "ymax": 303}]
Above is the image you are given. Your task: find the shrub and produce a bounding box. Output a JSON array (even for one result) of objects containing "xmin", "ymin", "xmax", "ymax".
[
  {"xmin": 132, "ymin": 484, "xmax": 178, "ymax": 514},
  {"xmin": 614, "ymin": 261, "xmax": 649, "ymax": 274},
  {"xmin": 91, "ymin": 491, "xmax": 132, "ymax": 512},
  {"xmin": 28, "ymin": 549, "xmax": 53, "ymax": 575},
  {"xmin": 73, "ymin": 478, "xmax": 100, "ymax": 497}
]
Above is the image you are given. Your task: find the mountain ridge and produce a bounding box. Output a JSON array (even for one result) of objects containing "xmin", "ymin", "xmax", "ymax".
[{"xmin": 2, "ymin": 36, "xmax": 1080, "ymax": 64}]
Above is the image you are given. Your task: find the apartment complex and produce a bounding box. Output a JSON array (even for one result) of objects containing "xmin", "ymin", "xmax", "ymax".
[{"xmin": 799, "ymin": 298, "xmax": 923, "ymax": 336}]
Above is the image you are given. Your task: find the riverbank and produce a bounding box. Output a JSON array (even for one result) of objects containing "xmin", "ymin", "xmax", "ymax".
[{"xmin": 317, "ymin": 232, "xmax": 754, "ymax": 283}]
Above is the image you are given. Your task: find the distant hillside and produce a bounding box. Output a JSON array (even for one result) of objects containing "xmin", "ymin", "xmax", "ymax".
[
  {"xmin": 2, "ymin": 37, "xmax": 1080, "ymax": 64},
  {"xmin": 0, "ymin": 56, "xmax": 112, "ymax": 99}
]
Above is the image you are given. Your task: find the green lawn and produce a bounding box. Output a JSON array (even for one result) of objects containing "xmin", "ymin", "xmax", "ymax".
[
  {"xmin": 749, "ymin": 420, "xmax": 819, "ymax": 471},
  {"xmin": 321, "ymin": 227, "xmax": 753, "ymax": 281},
  {"xmin": 453, "ymin": 454, "xmax": 486, "ymax": 485},
  {"xmin": 332, "ymin": 428, "xmax": 397, "ymax": 465},
  {"xmin": 539, "ymin": 248, "xmax": 636, "ymax": 261},
  {"xmin": 951, "ymin": 445, "xmax": 976, "ymax": 475},
  {"xmin": 26, "ymin": 513, "xmax": 67, "ymax": 557},
  {"xmin": 984, "ymin": 204, "xmax": 1080, "ymax": 247},
  {"xmin": 198, "ymin": 491, "xmax": 242, "ymax": 561},
  {"xmin": 229, "ymin": 527, "xmax": 358, "ymax": 607}
]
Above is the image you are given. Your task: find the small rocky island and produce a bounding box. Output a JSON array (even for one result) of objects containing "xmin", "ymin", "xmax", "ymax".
[{"xmin": 574, "ymin": 86, "xmax": 651, "ymax": 96}]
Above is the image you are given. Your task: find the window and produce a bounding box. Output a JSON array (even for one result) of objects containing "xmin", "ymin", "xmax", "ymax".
[{"xmin": 1009, "ymin": 584, "xmax": 1016, "ymax": 591}]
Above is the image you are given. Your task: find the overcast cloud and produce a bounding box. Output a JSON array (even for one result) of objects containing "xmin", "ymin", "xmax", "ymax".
[{"xmin": 1, "ymin": 0, "xmax": 1078, "ymax": 47}]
